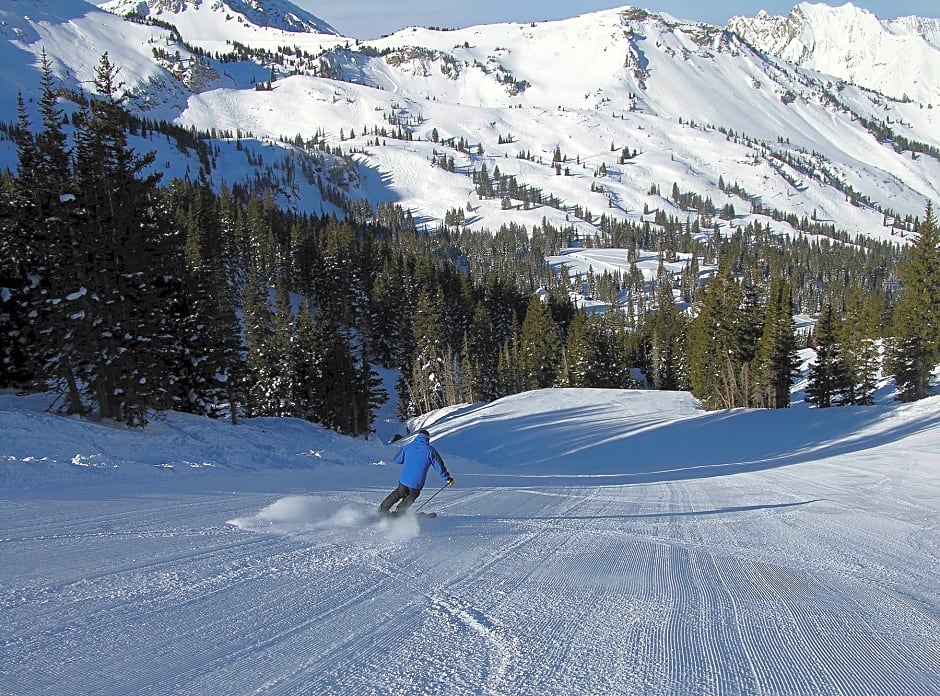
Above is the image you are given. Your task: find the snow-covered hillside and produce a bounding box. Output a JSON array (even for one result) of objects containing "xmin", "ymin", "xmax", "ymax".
[
  {"xmin": 3, "ymin": 1, "xmax": 940, "ymax": 237},
  {"xmin": 2, "ymin": 385, "xmax": 938, "ymax": 694},
  {"xmin": 104, "ymin": 0, "xmax": 340, "ymax": 35},
  {"xmin": 728, "ymin": 2, "xmax": 940, "ymax": 104},
  {"xmin": 101, "ymin": 0, "xmax": 344, "ymax": 54}
]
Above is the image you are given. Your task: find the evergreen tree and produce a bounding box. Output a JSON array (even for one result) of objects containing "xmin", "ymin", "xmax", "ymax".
[
  {"xmin": 241, "ymin": 274, "xmax": 279, "ymax": 416},
  {"xmin": 805, "ymin": 302, "xmax": 850, "ymax": 408},
  {"xmin": 408, "ymin": 287, "xmax": 450, "ymax": 414},
  {"xmin": 270, "ymin": 277, "xmax": 295, "ymax": 416},
  {"xmin": 461, "ymin": 304, "xmax": 499, "ymax": 402},
  {"xmin": 313, "ymin": 219, "xmax": 362, "ymax": 327},
  {"xmin": 753, "ymin": 278, "xmax": 799, "ymax": 409},
  {"xmin": 291, "ymin": 299, "xmax": 319, "ymax": 422},
  {"xmin": 598, "ymin": 310, "xmax": 636, "ymax": 389},
  {"xmin": 0, "ymin": 97, "xmax": 39, "ymax": 387},
  {"xmin": 563, "ymin": 309, "xmax": 632, "ymax": 389},
  {"xmin": 170, "ymin": 180, "xmax": 244, "ymax": 420},
  {"xmin": 4, "ymin": 56, "xmax": 75, "ymax": 392},
  {"xmin": 890, "ymin": 203, "xmax": 940, "ymax": 401},
  {"xmin": 36, "ymin": 50, "xmax": 71, "ymax": 204},
  {"xmin": 839, "ymin": 288, "xmax": 881, "ymax": 405},
  {"xmin": 649, "ymin": 273, "xmax": 688, "ymax": 390},
  {"xmin": 41, "ymin": 53, "xmax": 172, "ymax": 424},
  {"xmin": 734, "ymin": 278, "xmax": 765, "ymax": 406},
  {"xmin": 518, "ymin": 294, "xmax": 561, "ymax": 390},
  {"xmin": 688, "ymin": 264, "xmax": 745, "ymax": 409},
  {"xmin": 355, "ymin": 342, "xmax": 387, "ymax": 438},
  {"xmin": 308, "ymin": 310, "xmax": 359, "ymax": 432},
  {"xmin": 564, "ymin": 309, "xmax": 595, "ymax": 387},
  {"xmin": 367, "ymin": 254, "xmax": 409, "ymax": 367},
  {"xmin": 496, "ymin": 336, "xmax": 522, "ymax": 397}
]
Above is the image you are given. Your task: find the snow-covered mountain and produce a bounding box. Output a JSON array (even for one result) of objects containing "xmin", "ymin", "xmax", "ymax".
[
  {"xmin": 102, "ymin": 0, "xmax": 339, "ymax": 35},
  {"xmin": 3, "ymin": 1, "xmax": 940, "ymax": 240},
  {"xmin": 728, "ymin": 2, "xmax": 940, "ymax": 104}
]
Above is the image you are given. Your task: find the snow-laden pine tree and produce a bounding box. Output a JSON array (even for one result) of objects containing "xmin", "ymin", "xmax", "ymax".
[
  {"xmin": 0, "ymin": 93, "xmax": 41, "ymax": 388},
  {"xmin": 408, "ymin": 287, "xmax": 450, "ymax": 415},
  {"xmin": 49, "ymin": 52, "xmax": 172, "ymax": 424},
  {"xmin": 648, "ymin": 270, "xmax": 688, "ymax": 390}
]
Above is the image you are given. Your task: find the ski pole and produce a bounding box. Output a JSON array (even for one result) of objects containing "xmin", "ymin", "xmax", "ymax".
[{"xmin": 415, "ymin": 481, "xmax": 449, "ymax": 513}]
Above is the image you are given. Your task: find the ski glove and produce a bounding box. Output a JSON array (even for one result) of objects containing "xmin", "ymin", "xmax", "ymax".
[{"xmin": 446, "ymin": 477, "xmax": 454, "ymax": 486}]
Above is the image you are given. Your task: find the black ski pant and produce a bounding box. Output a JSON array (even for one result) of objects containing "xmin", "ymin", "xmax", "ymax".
[{"xmin": 379, "ymin": 483, "xmax": 421, "ymax": 513}]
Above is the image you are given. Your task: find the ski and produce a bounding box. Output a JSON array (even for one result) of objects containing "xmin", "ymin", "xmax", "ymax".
[{"xmin": 377, "ymin": 510, "xmax": 437, "ymax": 519}]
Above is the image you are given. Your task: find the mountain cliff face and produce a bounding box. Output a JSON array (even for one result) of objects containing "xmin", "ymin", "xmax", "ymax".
[
  {"xmin": 727, "ymin": 2, "xmax": 940, "ymax": 104},
  {"xmin": 3, "ymin": 1, "xmax": 940, "ymax": 241},
  {"xmin": 102, "ymin": 0, "xmax": 339, "ymax": 35}
]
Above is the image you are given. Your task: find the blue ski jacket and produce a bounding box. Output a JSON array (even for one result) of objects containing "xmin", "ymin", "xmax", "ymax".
[{"xmin": 394, "ymin": 432, "xmax": 450, "ymax": 490}]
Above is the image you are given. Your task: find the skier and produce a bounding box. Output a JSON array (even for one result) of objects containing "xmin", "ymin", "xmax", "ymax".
[{"xmin": 379, "ymin": 429, "xmax": 453, "ymax": 516}]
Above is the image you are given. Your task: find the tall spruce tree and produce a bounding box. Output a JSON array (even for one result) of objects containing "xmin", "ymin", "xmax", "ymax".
[
  {"xmin": 368, "ymin": 254, "xmax": 409, "ymax": 367},
  {"xmin": 170, "ymin": 180, "xmax": 244, "ymax": 420},
  {"xmin": 0, "ymin": 96, "xmax": 39, "ymax": 388},
  {"xmin": 649, "ymin": 272, "xmax": 688, "ymax": 390},
  {"xmin": 408, "ymin": 287, "xmax": 449, "ymax": 414},
  {"xmin": 291, "ymin": 299, "xmax": 319, "ymax": 422},
  {"xmin": 41, "ymin": 53, "xmax": 172, "ymax": 424},
  {"xmin": 688, "ymin": 264, "xmax": 744, "ymax": 409},
  {"xmin": 241, "ymin": 273, "xmax": 279, "ymax": 416},
  {"xmin": 355, "ymin": 342, "xmax": 387, "ymax": 438},
  {"xmin": 753, "ymin": 278, "xmax": 799, "ymax": 409},
  {"xmin": 518, "ymin": 294, "xmax": 561, "ymax": 390},
  {"xmin": 805, "ymin": 302, "xmax": 850, "ymax": 408},
  {"xmin": 496, "ymin": 335, "xmax": 522, "ymax": 398},
  {"xmin": 308, "ymin": 310, "xmax": 359, "ymax": 432},
  {"xmin": 839, "ymin": 287, "xmax": 881, "ymax": 405},
  {"xmin": 564, "ymin": 308, "xmax": 595, "ymax": 387},
  {"xmin": 890, "ymin": 202, "xmax": 940, "ymax": 401},
  {"xmin": 461, "ymin": 304, "xmax": 499, "ymax": 402}
]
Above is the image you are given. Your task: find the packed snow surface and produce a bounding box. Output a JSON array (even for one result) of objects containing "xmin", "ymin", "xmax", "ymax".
[{"xmin": 1, "ymin": 387, "xmax": 938, "ymax": 695}]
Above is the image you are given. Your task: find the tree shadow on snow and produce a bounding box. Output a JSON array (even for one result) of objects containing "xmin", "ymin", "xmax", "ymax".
[
  {"xmin": 546, "ymin": 499, "xmax": 821, "ymax": 519},
  {"xmin": 432, "ymin": 394, "xmax": 940, "ymax": 486}
]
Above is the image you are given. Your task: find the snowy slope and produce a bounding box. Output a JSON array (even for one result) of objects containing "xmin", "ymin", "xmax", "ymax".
[
  {"xmin": 176, "ymin": 4, "xmax": 940, "ymax": 237},
  {"xmin": 101, "ymin": 0, "xmax": 346, "ymax": 56},
  {"xmin": 0, "ymin": 0, "xmax": 194, "ymax": 113},
  {"xmin": 1, "ymin": 386, "xmax": 938, "ymax": 694},
  {"xmin": 103, "ymin": 0, "xmax": 339, "ymax": 35},
  {"xmin": 728, "ymin": 2, "xmax": 940, "ymax": 104},
  {"xmin": 5, "ymin": 1, "xmax": 940, "ymax": 237}
]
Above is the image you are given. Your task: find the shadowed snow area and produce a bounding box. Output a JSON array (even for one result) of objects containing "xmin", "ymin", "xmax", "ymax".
[{"xmin": 1, "ymin": 388, "xmax": 938, "ymax": 695}]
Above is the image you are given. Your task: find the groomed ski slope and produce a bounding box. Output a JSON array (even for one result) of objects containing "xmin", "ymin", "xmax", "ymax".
[{"xmin": 1, "ymin": 388, "xmax": 938, "ymax": 695}]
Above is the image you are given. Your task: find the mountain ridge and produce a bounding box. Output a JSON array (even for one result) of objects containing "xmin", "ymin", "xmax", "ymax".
[
  {"xmin": 102, "ymin": 0, "xmax": 340, "ymax": 35},
  {"xmin": 728, "ymin": 2, "xmax": 940, "ymax": 103},
  {"xmin": 3, "ymin": 1, "xmax": 940, "ymax": 240}
]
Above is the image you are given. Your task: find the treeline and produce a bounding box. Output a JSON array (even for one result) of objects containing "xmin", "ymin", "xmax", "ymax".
[{"xmin": 2, "ymin": 55, "xmax": 939, "ymax": 435}]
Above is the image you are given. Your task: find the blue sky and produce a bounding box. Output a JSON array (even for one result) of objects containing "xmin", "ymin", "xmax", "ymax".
[{"xmin": 300, "ymin": 1, "xmax": 940, "ymax": 39}]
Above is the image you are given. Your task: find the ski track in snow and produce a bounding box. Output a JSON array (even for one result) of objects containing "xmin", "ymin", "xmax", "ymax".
[
  {"xmin": 3, "ymin": 387, "xmax": 940, "ymax": 695},
  {"xmin": 3, "ymin": 467, "xmax": 938, "ymax": 695}
]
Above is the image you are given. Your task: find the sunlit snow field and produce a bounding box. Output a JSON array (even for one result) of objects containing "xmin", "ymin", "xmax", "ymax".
[{"xmin": 2, "ymin": 383, "xmax": 938, "ymax": 695}]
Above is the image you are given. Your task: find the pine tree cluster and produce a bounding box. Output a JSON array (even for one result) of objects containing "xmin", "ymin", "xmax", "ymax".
[{"xmin": 2, "ymin": 56, "xmax": 938, "ymax": 435}]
